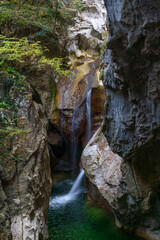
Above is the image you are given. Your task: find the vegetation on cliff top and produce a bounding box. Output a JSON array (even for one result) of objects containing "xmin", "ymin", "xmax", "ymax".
[
  {"xmin": 0, "ymin": 0, "xmax": 85, "ymax": 167},
  {"xmin": 0, "ymin": 0, "xmax": 86, "ymax": 166},
  {"xmin": 0, "ymin": 34, "xmax": 70, "ymax": 75},
  {"xmin": 0, "ymin": 0, "xmax": 85, "ymax": 41}
]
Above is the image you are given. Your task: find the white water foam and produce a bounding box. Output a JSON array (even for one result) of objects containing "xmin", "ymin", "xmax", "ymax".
[{"xmin": 50, "ymin": 169, "xmax": 85, "ymax": 209}]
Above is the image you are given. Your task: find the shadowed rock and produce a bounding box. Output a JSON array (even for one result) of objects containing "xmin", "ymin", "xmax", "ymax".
[{"xmin": 101, "ymin": 0, "xmax": 160, "ymax": 239}]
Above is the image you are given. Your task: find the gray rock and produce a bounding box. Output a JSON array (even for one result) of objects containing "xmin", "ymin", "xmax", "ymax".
[
  {"xmin": 0, "ymin": 81, "xmax": 52, "ymax": 239},
  {"xmin": 0, "ymin": 180, "xmax": 12, "ymax": 240},
  {"xmin": 82, "ymin": 127, "xmax": 160, "ymax": 239},
  {"xmin": 103, "ymin": 0, "xmax": 160, "ymax": 158},
  {"xmin": 102, "ymin": 0, "xmax": 160, "ymax": 239},
  {"xmin": 81, "ymin": 127, "xmax": 140, "ymax": 227},
  {"xmin": 66, "ymin": 0, "xmax": 106, "ymax": 58}
]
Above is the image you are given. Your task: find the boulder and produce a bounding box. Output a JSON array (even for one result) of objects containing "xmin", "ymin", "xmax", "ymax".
[{"xmin": 81, "ymin": 127, "xmax": 160, "ymax": 239}]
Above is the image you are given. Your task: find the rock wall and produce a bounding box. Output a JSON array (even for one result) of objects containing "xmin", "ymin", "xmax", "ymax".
[
  {"xmin": 49, "ymin": 0, "xmax": 107, "ymax": 169},
  {"xmin": 82, "ymin": 125, "xmax": 160, "ymax": 240},
  {"xmin": 0, "ymin": 180, "xmax": 11, "ymax": 239},
  {"xmin": 103, "ymin": 0, "xmax": 160, "ymax": 159},
  {"xmin": 67, "ymin": 0, "xmax": 106, "ymax": 58},
  {"xmin": 0, "ymin": 66, "xmax": 53, "ymax": 240},
  {"xmin": 92, "ymin": 0, "xmax": 160, "ymax": 239}
]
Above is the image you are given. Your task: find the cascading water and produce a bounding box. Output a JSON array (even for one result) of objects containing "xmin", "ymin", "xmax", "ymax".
[
  {"xmin": 48, "ymin": 170, "xmax": 143, "ymax": 240},
  {"xmin": 70, "ymin": 108, "xmax": 81, "ymax": 170},
  {"xmin": 86, "ymin": 88, "xmax": 92, "ymax": 142},
  {"xmin": 60, "ymin": 87, "xmax": 65, "ymax": 133},
  {"xmin": 49, "ymin": 169, "xmax": 85, "ymax": 209},
  {"xmin": 48, "ymin": 69, "xmax": 143, "ymax": 240},
  {"xmin": 68, "ymin": 169, "xmax": 84, "ymax": 195}
]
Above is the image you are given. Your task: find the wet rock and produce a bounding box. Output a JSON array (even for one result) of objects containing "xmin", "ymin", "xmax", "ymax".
[
  {"xmin": 103, "ymin": 0, "xmax": 160, "ymax": 159},
  {"xmin": 85, "ymin": 177, "xmax": 113, "ymax": 214},
  {"xmin": 55, "ymin": 58, "xmax": 101, "ymax": 138}
]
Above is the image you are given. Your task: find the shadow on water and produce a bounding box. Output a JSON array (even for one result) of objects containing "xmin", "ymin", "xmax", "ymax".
[{"xmin": 48, "ymin": 172, "xmax": 143, "ymax": 240}]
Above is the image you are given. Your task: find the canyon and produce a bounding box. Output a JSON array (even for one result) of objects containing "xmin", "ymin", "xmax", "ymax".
[{"xmin": 0, "ymin": 0, "xmax": 160, "ymax": 240}]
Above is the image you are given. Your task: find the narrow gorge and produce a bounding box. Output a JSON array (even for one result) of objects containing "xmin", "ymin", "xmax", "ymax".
[{"xmin": 0, "ymin": 0, "xmax": 160, "ymax": 240}]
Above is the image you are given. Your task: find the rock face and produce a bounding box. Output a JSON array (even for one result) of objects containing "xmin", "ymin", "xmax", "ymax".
[
  {"xmin": 0, "ymin": 67, "xmax": 53, "ymax": 239},
  {"xmin": 0, "ymin": 180, "xmax": 11, "ymax": 240},
  {"xmin": 103, "ymin": 0, "xmax": 160, "ymax": 159},
  {"xmin": 81, "ymin": 127, "xmax": 124, "ymax": 210},
  {"xmin": 55, "ymin": 57, "xmax": 105, "ymax": 134},
  {"xmin": 10, "ymin": 96, "xmax": 51, "ymax": 240},
  {"xmin": 98, "ymin": 0, "xmax": 160, "ymax": 239},
  {"xmin": 81, "ymin": 127, "xmax": 160, "ymax": 240},
  {"xmin": 67, "ymin": 0, "xmax": 106, "ymax": 58},
  {"xmin": 82, "ymin": 128, "xmax": 141, "ymax": 228}
]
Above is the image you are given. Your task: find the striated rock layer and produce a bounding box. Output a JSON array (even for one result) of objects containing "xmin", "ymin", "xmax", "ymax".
[{"xmin": 93, "ymin": 0, "xmax": 160, "ymax": 239}]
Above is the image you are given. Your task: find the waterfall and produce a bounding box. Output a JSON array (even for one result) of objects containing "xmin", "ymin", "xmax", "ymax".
[
  {"xmin": 70, "ymin": 109, "xmax": 79, "ymax": 168},
  {"xmin": 59, "ymin": 87, "xmax": 65, "ymax": 134},
  {"xmin": 86, "ymin": 89, "xmax": 92, "ymax": 142},
  {"xmin": 49, "ymin": 169, "xmax": 85, "ymax": 209},
  {"xmin": 68, "ymin": 169, "xmax": 84, "ymax": 195}
]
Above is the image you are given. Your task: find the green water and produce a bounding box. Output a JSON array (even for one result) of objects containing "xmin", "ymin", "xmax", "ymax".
[{"xmin": 48, "ymin": 175, "xmax": 142, "ymax": 240}]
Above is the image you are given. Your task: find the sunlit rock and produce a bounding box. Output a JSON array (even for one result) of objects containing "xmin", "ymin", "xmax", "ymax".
[{"xmin": 67, "ymin": 0, "xmax": 106, "ymax": 58}]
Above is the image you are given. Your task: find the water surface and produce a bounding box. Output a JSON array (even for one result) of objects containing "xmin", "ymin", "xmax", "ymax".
[{"xmin": 48, "ymin": 173, "xmax": 143, "ymax": 240}]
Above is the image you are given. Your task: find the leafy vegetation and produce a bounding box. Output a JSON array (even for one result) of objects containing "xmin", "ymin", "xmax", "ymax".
[
  {"xmin": 70, "ymin": 0, "xmax": 85, "ymax": 12},
  {"xmin": 0, "ymin": 34, "xmax": 67, "ymax": 164},
  {"xmin": 0, "ymin": 65, "xmax": 27, "ymax": 165},
  {"xmin": 0, "ymin": 35, "xmax": 70, "ymax": 76},
  {"xmin": 0, "ymin": 34, "xmax": 70, "ymax": 141},
  {"xmin": 0, "ymin": 62, "xmax": 28, "ymax": 138},
  {"xmin": 100, "ymin": 39, "xmax": 107, "ymax": 57},
  {"xmin": 99, "ymin": 70, "xmax": 104, "ymax": 81},
  {"xmin": 0, "ymin": 0, "xmax": 84, "ymax": 166},
  {"xmin": 0, "ymin": 0, "xmax": 85, "ymax": 41}
]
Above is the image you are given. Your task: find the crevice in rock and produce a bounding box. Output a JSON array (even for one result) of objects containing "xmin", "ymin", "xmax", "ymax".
[
  {"xmin": 31, "ymin": 85, "xmax": 43, "ymax": 105},
  {"xmin": 130, "ymin": 159, "xmax": 141, "ymax": 200}
]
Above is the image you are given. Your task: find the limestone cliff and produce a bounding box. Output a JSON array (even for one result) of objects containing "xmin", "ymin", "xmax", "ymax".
[{"xmin": 82, "ymin": 1, "xmax": 160, "ymax": 240}]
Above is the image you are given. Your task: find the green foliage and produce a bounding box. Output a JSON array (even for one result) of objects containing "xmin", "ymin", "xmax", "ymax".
[
  {"xmin": 0, "ymin": 33, "xmax": 70, "ymax": 163},
  {"xmin": 0, "ymin": 1, "xmax": 75, "ymax": 165},
  {"xmin": 70, "ymin": 0, "xmax": 85, "ymax": 12},
  {"xmin": 99, "ymin": 70, "xmax": 104, "ymax": 81},
  {"xmin": 0, "ymin": 0, "xmax": 77, "ymax": 38},
  {"xmin": 0, "ymin": 37, "xmax": 30, "ymax": 152},
  {"xmin": 0, "ymin": 62, "xmax": 29, "ymax": 165},
  {"xmin": 0, "ymin": 102, "xmax": 9, "ymax": 108},
  {"xmin": 0, "ymin": 127, "xmax": 29, "ymax": 137},
  {"xmin": 0, "ymin": 35, "xmax": 70, "ymax": 76}
]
